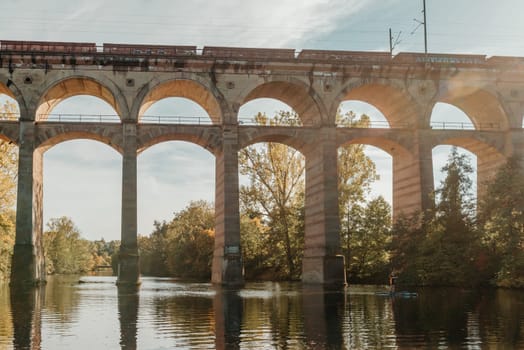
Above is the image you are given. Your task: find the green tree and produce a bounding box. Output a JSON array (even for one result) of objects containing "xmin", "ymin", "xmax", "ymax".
[
  {"xmin": 0, "ymin": 101, "xmax": 17, "ymax": 281},
  {"xmin": 239, "ymin": 111, "xmax": 305, "ymax": 279},
  {"xmin": 164, "ymin": 200, "xmax": 215, "ymax": 279},
  {"xmin": 43, "ymin": 217, "xmax": 93, "ymax": 274},
  {"xmin": 337, "ymin": 111, "xmax": 380, "ymax": 277},
  {"xmin": 391, "ymin": 147, "xmax": 482, "ymax": 286},
  {"xmin": 90, "ymin": 238, "xmax": 119, "ymax": 274},
  {"xmin": 139, "ymin": 221, "xmax": 169, "ymax": 276},
  {"xmin": 389, "ymin": 212, "xmax": 425, "ymax": 284},
  {"xmin": 479, "ymin": 156, "xmax": 524, "ymax": 287},
  {"xmin": 345, "ymin": 197, "xmax": 392, "ymax": 282},
  {"xmin": 240, "ymin": 215, "xmax": 271, "ymax": 279},
  {"xmin": 240, "ymin": 110, "xmax": 379, "ymax": 281}
]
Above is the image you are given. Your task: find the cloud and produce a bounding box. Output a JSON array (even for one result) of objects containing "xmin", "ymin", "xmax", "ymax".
[{"xmin": 0, "ymin": 0, "xmax": 375, "ymax": 48}]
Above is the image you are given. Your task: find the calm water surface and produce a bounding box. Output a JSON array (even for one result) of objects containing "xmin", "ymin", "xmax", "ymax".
[{"xmin": 0, "ymin": 276, "xmax": 523, "ymax": 349}]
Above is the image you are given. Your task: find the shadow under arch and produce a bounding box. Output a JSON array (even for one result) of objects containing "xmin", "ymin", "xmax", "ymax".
[
  {"xmin": 339, "ymin": 136, "xmax": 419, "ymax": 219},
  {"xmin": 137, "ymin": 79, "xmax": 223, "ymax": 124},
  {"xmin": 0, "ymin": 80, "xmax": 16, "ymax": 100},
  {"xmin": 242, "ymin": 80, "xmax": 325, "ymax": 126},
  {"xmin": 0, "ymin": 123, "xmax": 18, "ymax": 144},
  {"xmin": 333, "ymin": 82, "xmax": 419, "ymax": 129},
  {"xmin": 437, "ymin": 85, "xmax": 508, "ymax": 130},
  {"xmin": 35, "ymin": 76, "xmax": 124, "ymax": 121},
  {"xmin": 434, "ymin": 136, "xmax": 507, "ymax": 197}
]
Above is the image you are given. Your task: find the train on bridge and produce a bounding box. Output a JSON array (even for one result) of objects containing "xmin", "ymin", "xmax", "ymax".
[{"xmin": 2, "ymin": 39, "xmax": 523, "ymax": 67}]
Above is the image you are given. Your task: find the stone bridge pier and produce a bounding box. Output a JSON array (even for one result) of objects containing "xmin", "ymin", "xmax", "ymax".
[
  {"xmin": 302, "ymin": 127, "xmax": 346, "ymax": 285},
  {"xmin": 118, "ymin": 122, "xmax": 140, "ymax": 285},
  {"xmin": 10, "ymin": 119, "xmax": 46, "ymax": 287}
]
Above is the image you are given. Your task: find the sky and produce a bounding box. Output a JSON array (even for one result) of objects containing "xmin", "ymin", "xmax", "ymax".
[{"xmin": 1, "ymin": 0, "xmax": 524, "ymax": 240}]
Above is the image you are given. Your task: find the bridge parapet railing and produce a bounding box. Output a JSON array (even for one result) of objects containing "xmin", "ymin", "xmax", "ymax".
[
  {"xmin": 336, "ymin": 120, "xmax": 394, "ymax": 128},
  {"xmin": 5, "ymin": 114, "xmax": 504, "ymax": 131},
  {"xmin": 237, "ymin": 116, "xmax": 303, "ymax": 127},
  {"xmin": 140, "ymin": 115, "xmax": 214, "ymax": 125},
  {"xmin": 38, "ymin": 114, "xmax": 121, "ymax": 123},
  {"xmin": 430, "ymin": 121, "xmax": 500, "ymax": 130}
]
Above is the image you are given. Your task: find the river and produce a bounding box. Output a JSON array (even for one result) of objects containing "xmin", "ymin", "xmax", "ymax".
[{"xmin": 0, "ymin": 275, "xmax": 522, "ymax": 349}]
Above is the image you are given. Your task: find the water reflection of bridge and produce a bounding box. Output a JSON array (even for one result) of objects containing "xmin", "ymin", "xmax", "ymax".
[{"xmin": 1, "ymin": 40, "xmax": 523, "ymax": 286}]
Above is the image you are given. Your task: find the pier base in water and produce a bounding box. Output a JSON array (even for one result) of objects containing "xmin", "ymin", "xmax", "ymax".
[
  {"xmin": 10, "ymin": 243, "xmax": 46, "ymax": 287},
  {"xmin": 116, "ymin": 251, "xmax": 141, "ymax": 286},
  {"xmin": 302, "ymin": 254, "xmax": 347, "ymax": 287}
]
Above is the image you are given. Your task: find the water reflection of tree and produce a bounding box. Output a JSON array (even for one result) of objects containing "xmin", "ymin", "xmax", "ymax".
[
  {"xmin": 44, "ymin": 275, "xmax": 81, "ymax": 325},
  {"xmin": 477, "ymin": 289, "xmax": 524, "ymax": 347},
  {"xmin": 152, "ymin": 295, "xmax": 215, "ymax": 348},
  {"xmin": 393, "ymin": 289, "xmax": 473, "ymax": 347},
  {"xmin": 346, "ymin": 293, "xmax": 396, "ymax": 348}
]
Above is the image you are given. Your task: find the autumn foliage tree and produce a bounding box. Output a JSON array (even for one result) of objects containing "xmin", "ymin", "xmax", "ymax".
[
  {"xmin": 0, "ymin": 100, "xmax": 18, "ymax": 281},
  {"xmin": 239, "ymin": 111, "xmax": 305, "ymax": 279},
  {"xmin": 239, "ymin": 110, "xmax": 384, "ymax": 281},
  {"xmin": 139, "ymin": 200, "xmax": 215, "ymax": 279},
  {"xmin": 43, "ymin": 217, "xmax": 94, "ymax": 274},
  {"xmin": 336, "ymin": 111, "xmax": 388, "ymax": 281}
]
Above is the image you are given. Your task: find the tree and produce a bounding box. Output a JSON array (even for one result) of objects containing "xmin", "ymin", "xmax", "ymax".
[
  {"xmin": 239, "ymin": 110, "xmax": 380, "ymax": 280},
  {"xmin": 0, "ymin": 100, "xmax": 17, "ymax": 281},
  {"xmin": 239, "ymin": 111, "xmax": 305, "ymax": 279},
  {"xmin": 240, "ymin": 215, "xmax": 272, "ymax": 279},
  {"xmin": 164, "ymin": 200, "xmax": 215, "ymax": 279},
  {"xmin": 337, "ymin": 111, "xmax": 380, "ymax": 277},
  {"xmin": 345, "ymin": 197, "xmax": 392, "ymax": 282},
  {"xmin": 391, "ymin": 147, "xmax": 482, "ymax": 286},
  {"xmin": 43, "ymin": 217, "xmax": 93, "ymax": 274},
  {"xmin": 479, "ymin": 156, "xmax": 524, "ymax": 287},
  {"xmin": 0, "ymin": 211, "xmax": 15, "ymax": 281},
  {"xmin": 139, "ymin": 221, "xmax": 169, "ymax": 276}
]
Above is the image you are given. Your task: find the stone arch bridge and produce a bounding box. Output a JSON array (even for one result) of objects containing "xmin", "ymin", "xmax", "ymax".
[{"xmin": 1, "ymin": 41, "xmax": 523, "ymax": 286}]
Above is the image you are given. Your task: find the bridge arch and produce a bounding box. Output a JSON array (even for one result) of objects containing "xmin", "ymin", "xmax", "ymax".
[
  {"xmin": 137, "ymin": 126, "xmax": 222, "ymax": 155},
  {"xmin": 35, "ymin": 128, "xmax": 123, "ymax": 154},
  {"xmin": 0, "ymin": 123, "xmax": 19, "ymax": 144},
  {"xmin": 240, "ymin": 80, "xmax": 326, "ymax": 126},
  {"xmin": 137, "ymin": 77, "xmax": 224, "ymax": 124},
  {"xmin": 430, "ymin": 102, "xmax": 473, "ymax": 129},
  {"xmin": 337, "ymin": 134, "xmax": 421, "ymax": 218},
  {"xmin": 137, "ymin": 140, "xmax": 216, "ymax": 238},
  {"xmin": 332, "ymin": 81, "xmax": 420, "ymax": 129},
  {"xmin": 436, "ymin": 85, "xmax": 509, "ymax": 130},
  {"xmin": 238, "ymin": 128, "xmax": 308, "ymax": 154},
  {"xmin": 43, "ymin": 139, "xmax": 122, "ymax": 242},
  {"xmin": 432, "ymin": 136, "xmax": 506, "ymax": 198},
  {"xmin": 0, "ymin": 75, "xmax": 16, "ymax": 100},
  {"xmin": 35, "ymin": 76, "xmax": 125, "ymax": 121},
  {"xmin": 337, "ymin": 100, "xmax": 390, "ymax": 128},
  {"xmin": 0, "ymin": 78, "xmax": 23, "ymax": 120}
]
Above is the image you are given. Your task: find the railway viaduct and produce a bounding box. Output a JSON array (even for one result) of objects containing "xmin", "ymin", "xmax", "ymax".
[{"xmin": 0, "ymin": 41, "xmax": 523, "ymax": 287}]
